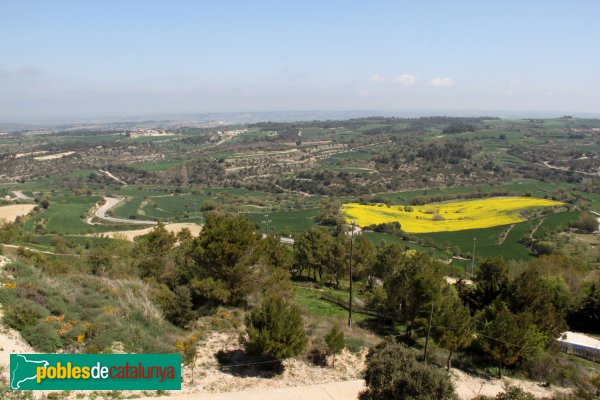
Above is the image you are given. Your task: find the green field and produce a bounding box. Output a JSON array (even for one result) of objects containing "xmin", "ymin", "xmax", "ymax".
[
  {"xmin": 417, "ymin": 222, "xmax": 533, "ymax": 260},
  {"xmin": 24, "ymin": 196, "xmax": 102, "ymax": 235},
  {"xmin": 248, "ymin": 208, "xmax": 320, "ymax": 235},
  {"xmin": 534, "ymin": 211, "xmax": 581, "ymax": 239},
  {"xmin": 130, "ymin": 159, "xmax": 188, "ymax": 171},
  {"xmin": 293, "ymin": 286, "xmax": 370, "ymax": 322}
]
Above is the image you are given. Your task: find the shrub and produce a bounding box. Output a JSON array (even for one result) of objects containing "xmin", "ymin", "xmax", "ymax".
[
  {"xmin": 22, "ymin": 322, "xmax": 61, "ymax": 352},
  {"xmin": 360, "ymin": 339, "xmax": 457, "ymax": 400},
  {"xmin": 3, "ymin": 299, "xmax": 47, "ymax": 331},
  {"xmin": 244, "ymin": 296, "xmax": 307, "ymax": 359}
]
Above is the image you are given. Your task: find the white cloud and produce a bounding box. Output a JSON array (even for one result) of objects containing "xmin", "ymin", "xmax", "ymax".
[
  {"xmin": 428, "ymin": 77, "xmax": 455, "ymax": 87},
  {"xmin": 371, "ymin": 73, "xmax": 417, "ymax": 86}
]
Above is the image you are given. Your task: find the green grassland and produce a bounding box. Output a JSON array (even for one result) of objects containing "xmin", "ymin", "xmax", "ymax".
[
  {"xmin": 417, "ymin": 222, "xmax": 533, "ymax": 260},
  {"xmin": 247, "ymin": 208, "xmax": 320, "ymax": 235},
  {"xmin": 534, "ymin": 211, "xmax": 581, "ymax": 239}
]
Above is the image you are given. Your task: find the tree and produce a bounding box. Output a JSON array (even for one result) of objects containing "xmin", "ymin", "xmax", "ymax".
[
  {"xmin": 568, "ymin": 279, "xmax": 600, "ymax": 333},
  {"xmin": 293, "ymin": 227, "xmax": 332, "ymax": 281},
  {"xmin": 325, "ymin": 325, "xmax": 345, "ymax": 367},
  {"xmin": 373, "ymin": 242, "xmax": 406, "ymax": 282},
  {"xmin": 509, "ymin": 268, "xmax": 570, "ymax": 338},
  {"xmin": 190, "ymin": 212, "xmax": 262, "ymax": 306},
  {"xmin": 134, "ymin": 224, "xmax": 177, "ymax": 281},
  {"xmin": 472, "ymin": 257, "xmax": 510, "ymax": 311},
  {"xmin": 478, "ymin": 303, "xmax": 546, "ymax": 378},
  {"xmin": 200, "ymin": 199, "xmax": 217, "ymax": 211},
  {"xmin": 315, "ymin": 197, "xmax": 344, "ymax": 226},
  {"xmin": 430, "ymin": 288, "xmax": 474, "ymax": 370},
  {"xmin": 360, "ymin": 339, "xmax": 457, "ymax": 400},
  {"xmin": 325, "ymin": 235, "xmax": 348, "ymax": 287},
  {"xmin": 571, "ymin": 212, "xmax": 598, "ymax": 233},
  {"xmin": 350, "ymin": 235, "xmax": 375, "ymax": 281},
  {"xmin": 167, "ymin": 286, "xmax": 195, "ymax": 328},
  {"xmin": 244, "ymin": 296, "xmax": 307, "ymax": 359},
  {"xmin": 383, "ymin": 251, "xmax": 445, "ymax": 326}
]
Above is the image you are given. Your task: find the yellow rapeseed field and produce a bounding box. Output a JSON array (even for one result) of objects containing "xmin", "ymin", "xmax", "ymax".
[{"xmin": 341, "ymin": 197, "xmax": 564, "ymax": 233}]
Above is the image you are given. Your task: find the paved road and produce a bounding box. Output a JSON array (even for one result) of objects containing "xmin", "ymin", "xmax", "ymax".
[
  {"xmin": 133, "ymin": 380, "xmax": 364, "ymax": 400},
  {"xmin": 94, "ymin": 196, "xmax": 157, "ymax": 225}
]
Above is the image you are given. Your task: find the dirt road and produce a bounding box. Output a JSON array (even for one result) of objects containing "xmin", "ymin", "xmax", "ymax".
[
  {"xmin": 133, "ymin": 380, "xmax": 365, "ymax": 400},
  {"xmin": 94, "ymin": 196, "xmax": 157, "ymax": 225}
]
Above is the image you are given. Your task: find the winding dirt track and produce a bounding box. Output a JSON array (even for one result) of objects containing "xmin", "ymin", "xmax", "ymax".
[{"xmin": 94, "ymin": 196, "xmax": 157, "ymax": 225}]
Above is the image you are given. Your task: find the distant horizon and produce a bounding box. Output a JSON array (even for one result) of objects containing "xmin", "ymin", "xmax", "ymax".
[
  {"xmin": 2, "ymin": 1, "xmax": 599, "ymax": 122},
  {"xmin": 2, "ymin": 108, "xmax": 600, "ymax": 128}
]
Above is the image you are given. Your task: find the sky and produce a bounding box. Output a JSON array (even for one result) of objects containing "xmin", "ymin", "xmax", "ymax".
[{"xmin": 1, "ymin": 0, "xmax": 600, "ymax": 121}]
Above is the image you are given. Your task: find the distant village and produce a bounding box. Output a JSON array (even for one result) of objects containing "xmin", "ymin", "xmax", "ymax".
[{"xmin": 124, "ymin": 129, "xmax": 174, "ymax": 138}]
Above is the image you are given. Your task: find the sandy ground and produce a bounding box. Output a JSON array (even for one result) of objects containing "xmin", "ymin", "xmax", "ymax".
[
  {"xmin": 33, "ymin": 151, "xmax": 75, "ymax": 161},
  {"xmin": 451, "ymin": 369, "xmax": 569, "ymax": 399},
  {"xmin": 135, "ymin": 380, "xmax": 366, "ymax": 400},
  {"xmin": 15, "ymin": 151, "xmax": 48, "ymax": 158},
  {"xmin": 130, "ymin": 332, "xmax": 567, "ymax": 400},
  {"xmin": 99, "ymin": 169, "xmax": 127, "ymax": 186},
  {"xmin": 0, "ymin": 310, "xmax": 571, "ymax": 400},
  {"xmin": 0, "ymin": 204, "xmax": 36, "ymax": 223},
  {"xmin": 97, "ymin": 222, "xmax": 202, "ymax": 241}
]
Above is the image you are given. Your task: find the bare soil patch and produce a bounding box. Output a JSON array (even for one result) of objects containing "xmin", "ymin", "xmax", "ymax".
[
  {"xmin": 97, "ymin": 222, "xmax": 202, "ymax": 241},
  {"xmin": 0, "ymin": 204, "xmax": 36, "ymax": 223}
]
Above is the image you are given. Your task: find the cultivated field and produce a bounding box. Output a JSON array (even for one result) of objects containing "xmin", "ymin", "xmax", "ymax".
[
  {"xmin": 97, "ymin": 222, "xmax": 202, "ymax": 241},
  {"xmin": 341, "ymin": 197, "xmax": 564, "ymax": 233},
  {"xmin": 0, "ymin": 204, "xmax": 36, "ymax": 223}
]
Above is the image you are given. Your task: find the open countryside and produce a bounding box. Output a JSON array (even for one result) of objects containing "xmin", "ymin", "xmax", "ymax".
[{"xmin": 2, "ymin": 2, "xmax": 600, "ymax": 400}]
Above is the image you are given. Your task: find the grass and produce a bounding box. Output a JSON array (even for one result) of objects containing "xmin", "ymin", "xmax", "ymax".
[
  {"xmin": 293, "ymin": 286, "xmax": 369, "ymax": 322},
  {"xmin": 416, "ymin": 222, "xmax": 535, "ymax": 260},
  {"xmin": 130, "ymin": 160, "xmax": 188, "ymax": 172},
  {"xmin": 24, "ymin": 197, "xmax": 101, "ymax": 235},
  {"xmin": 247, "ymin": 208, "xmax": 320, "ymax": 235},
  {"xmin": 534, "ymin": 211, "xmax": 580, "ymax": 239},
  {"xmin": 111, "ymin": 197, "xmax": 146, "ymax": 219},
  {"xmin": 0, "ymin": 260, "xmax": 181, "ymax": 353},
  {"xmin": 342, "ymin": 197, "xmax": 563, "ymax": 233}
]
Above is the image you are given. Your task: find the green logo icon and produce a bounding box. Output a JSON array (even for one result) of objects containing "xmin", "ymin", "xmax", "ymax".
[{"xmin": 10, "ymin": 354, "xmax": 181, "ymax": 390}]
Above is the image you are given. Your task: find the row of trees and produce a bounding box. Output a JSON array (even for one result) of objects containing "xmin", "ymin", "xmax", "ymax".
[
  {"xmin": 85, "ymin": 211, "xmax": 598, "ymax": 380},
  {"xmin": 292, "ymin": 224, "xmax": 598, "ymax": 377}
]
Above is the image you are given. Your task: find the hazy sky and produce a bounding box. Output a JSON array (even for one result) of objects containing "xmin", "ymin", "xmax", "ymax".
[{"xmin": 1, "ymin": 1, "xmax": 599, "ymax": 121}]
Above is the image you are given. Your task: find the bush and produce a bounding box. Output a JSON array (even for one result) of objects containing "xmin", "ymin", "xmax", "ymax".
[
  {"xmin": 22, "ymin": 322, "xmax": 61, "ymax": 352},
  {"xmin": 244, "ymin": 296, "xmax": 307, "ymax": 359},
  {"xmin": 571, "ymin": 213, "xmax": 598, "ymax": 233},
  {"xmin": 360, "ymin": 339, "xmax": 457, "ymax": 400},
  {"xmin": 3, "ymin": 299, "xmax": 47, "ymax": 331}
]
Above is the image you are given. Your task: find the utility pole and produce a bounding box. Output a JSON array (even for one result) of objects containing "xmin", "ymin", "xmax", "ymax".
[
  {"xmin": 423, "ymin": 302, "xmax": 434, "ymax": 363},
  {"xmin": 262, "ymin": 213, "xmax": 272, "ymax": 236},
  {"xmin": 348, "ymin": 220, "xmax": 355, "ymax": 329},
  {"xmin": 471, "ymin": 237, "xmax": 477, "ymax": 276}
]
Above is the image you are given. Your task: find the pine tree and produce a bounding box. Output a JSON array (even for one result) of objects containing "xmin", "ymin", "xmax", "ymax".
[
  {"xmin": 244, "ymin": 296, "xmax": 307, "ymax": 359},
  {"xmin": 325, "ymin": 325, "xmax": 345, "ymax": 367},
  {"xmin": 431, "ymin": 289, "xmax": 474, "ymax": 370}
]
